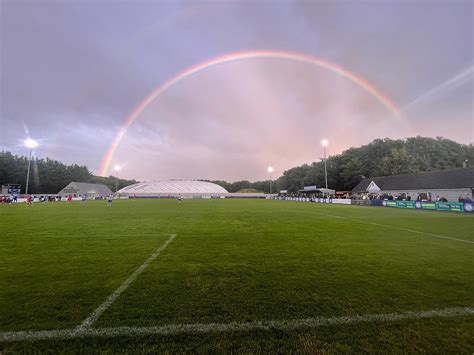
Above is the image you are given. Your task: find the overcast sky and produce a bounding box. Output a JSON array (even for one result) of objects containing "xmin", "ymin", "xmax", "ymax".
[{"xmin": 1, "ymin": 0, "xmax": 473, "ymax": 181}]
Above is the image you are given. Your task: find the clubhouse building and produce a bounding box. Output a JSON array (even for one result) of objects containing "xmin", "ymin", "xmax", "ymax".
[{"xmin": 352, "ymin": 168, "xmax": 474, "ymax": 202}]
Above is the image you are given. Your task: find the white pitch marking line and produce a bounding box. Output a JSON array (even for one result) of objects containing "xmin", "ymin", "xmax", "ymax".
[
  {"xmin": 299, "ymin": 210, "xmax": 474, "ymax": 244},
  {"xmin": 1, "ymin": 307, "xmax": 473, "ymax": 342},
  {"xmin": 74, "ymin": 234, "xmax": 176, "ymax": 332}
]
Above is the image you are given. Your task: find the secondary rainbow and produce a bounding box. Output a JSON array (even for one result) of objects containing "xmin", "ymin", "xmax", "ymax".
[{"xmin": 100, "ymin": 50, "xmax": 405, "ymax": 176}]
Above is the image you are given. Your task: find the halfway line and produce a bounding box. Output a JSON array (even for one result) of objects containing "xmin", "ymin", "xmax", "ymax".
[{"xmin": 74, "ymin": 233, "xmax": 176, "ymax": 332}]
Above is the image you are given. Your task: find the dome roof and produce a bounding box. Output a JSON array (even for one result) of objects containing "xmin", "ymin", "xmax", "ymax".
[{"xmin": 117, "ymin": 179, "xmax": 228, "ymax": 195}]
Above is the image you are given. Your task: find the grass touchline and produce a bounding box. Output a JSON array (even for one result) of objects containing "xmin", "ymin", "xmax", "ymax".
[{"xmin": 1, "ymin": 307, "xmax": 472, "ymax": 342}]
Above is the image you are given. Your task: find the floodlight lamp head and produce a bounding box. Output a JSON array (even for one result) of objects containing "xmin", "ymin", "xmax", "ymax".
[
  {"xmin": 114, "ymin": 165, "xmax": 121, "ymax": 172},
  {"xmin": 267, "ymin": 166, "xmax": 274, "ymax": 173},
  {"xmin": 24, "ymin": 138, "xmax": 38, "ymax": 149},
  {"xmin": 320, "ymin": 139, "xmax": 328, "ymax": 148}
]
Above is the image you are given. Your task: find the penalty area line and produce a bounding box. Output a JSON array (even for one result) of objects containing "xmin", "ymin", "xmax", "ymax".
[
  {"xmin": 0, "ymin": 307, "xmax": 473, "ymax": 342},
  {"xmin": 74, "ymin": 233, "xmax": 176, "ymax": 332}
]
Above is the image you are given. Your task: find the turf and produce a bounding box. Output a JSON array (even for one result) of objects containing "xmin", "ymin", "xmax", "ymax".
[{"xmin": 1, "ymin": 199, "xmax": 473, "ymax": 353}]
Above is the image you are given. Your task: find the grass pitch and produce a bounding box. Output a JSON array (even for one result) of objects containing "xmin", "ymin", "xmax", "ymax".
[{"xmin": 1, "ymin": 199, "xmax": 473, "ymax": 353}]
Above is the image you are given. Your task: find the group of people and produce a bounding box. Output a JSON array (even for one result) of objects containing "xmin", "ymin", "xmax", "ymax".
[
  {"xmin": 1, "ymin": 193, "xmax": 116, "ymax": 206},
  {"xmin": 273, "ymin": 195, "xmax": 334, "ymax": 202},
  {"xmin": 458, "ymin": 193, "xmax": 473, "ymax": 203},
  {"xmin": 351, "ymin": 192, "xmax": 452, "ymax": 202},
  {"xmin": 0, "ymin": 194, "xmax": 18, "ymax": 204},
  {"xmin": 276, "ymin": 191, "xmax": 472, "ymax": 203}
]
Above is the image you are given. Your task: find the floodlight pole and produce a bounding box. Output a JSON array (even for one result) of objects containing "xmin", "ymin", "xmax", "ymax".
[
  {"xmin": 267, "ymin": 166, "xmax": 274, "ymax": 195},
  {"xmin": 323, "ymin": 146, "xmax": 328, "ymax": 191},
  {"xmin": 25, "ymin": 149, "xmax": 33, "ymax": 195},
  {"xmin": 320, "ymin": 139, "xmax": 329, "ymax": 200},
  {"xmin": 115, "ymin": 170, "xmax": 119, "ymax": 193},
  {"xmin": 269, "ymin": 172, "xmax": 272, "ymax": 194}
]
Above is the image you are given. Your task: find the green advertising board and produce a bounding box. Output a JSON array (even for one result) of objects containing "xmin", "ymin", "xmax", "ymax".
[
  {"xmin": 436, "ymin": 202, "xmax": 464, "ymax": 212},
  {"xmin": 382, "ymin": 200, "xmax": 467, "ymax": 213},
  {"xmin": 396, "ymin": 201, "xmax": 416, "ymax": 209},
  {"xmin": 420, "ymin": 202, "xmax": 436, "ymax": 210},
  {"xmin": 384, "ymin": 201, "xmax": 397, "ymax": 207}
]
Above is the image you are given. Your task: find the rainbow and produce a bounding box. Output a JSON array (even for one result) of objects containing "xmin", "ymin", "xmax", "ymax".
[{"xmin": 99, "ymin": 50, "xmax": 406, "ymax": 176}]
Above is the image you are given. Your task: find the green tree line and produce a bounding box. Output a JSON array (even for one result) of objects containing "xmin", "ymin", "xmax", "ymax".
[
  {"xmin": 210, "ymin": 136, "xmax": 473, "ymax": 193},
  {"xmin": 0, "ymin": 151, "xmax": 136, "ymax": 194},
  {"xmin": 2, "ymin": 136, "xmax": 472, "ymax": 194}
]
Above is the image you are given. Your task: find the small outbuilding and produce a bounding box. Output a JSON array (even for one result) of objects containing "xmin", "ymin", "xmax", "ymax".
[
  {"xmin": 58, "ymin": 182, "xmax": 112, "ymax": 198},
  {"xmin": 298, "ymin": 186, "xmax": 336, "ymax": 196},
  {"xmin": 352, "ymin": 168, "xmax": 474, "ymax": 202}
]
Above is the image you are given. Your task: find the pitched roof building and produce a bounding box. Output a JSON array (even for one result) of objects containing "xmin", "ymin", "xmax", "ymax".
[
  {"xmin": 352, "ymin": 168, "xmax": 474, "ymax": 201},
  {"xmin": 58, "ymin": 182, "xmax": 113, "ymax": 197}
]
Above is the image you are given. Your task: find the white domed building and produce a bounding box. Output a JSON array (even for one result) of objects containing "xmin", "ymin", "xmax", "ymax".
[{"xmin": 117, "ymin": 179, "xmax": 229, "ymax": 198}]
